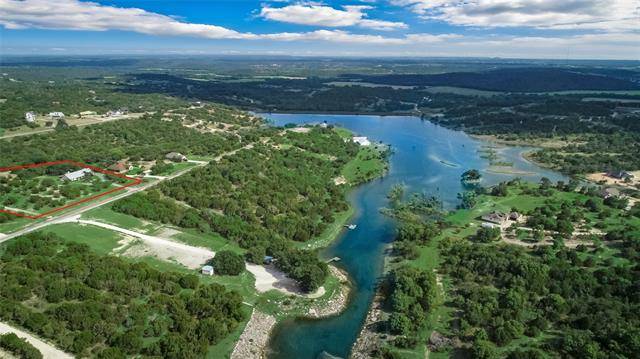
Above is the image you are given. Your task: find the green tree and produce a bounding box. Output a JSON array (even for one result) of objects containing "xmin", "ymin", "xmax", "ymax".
[{"xmin": 211, "ymin": 250, "xmax": 245, "ymax": 276}]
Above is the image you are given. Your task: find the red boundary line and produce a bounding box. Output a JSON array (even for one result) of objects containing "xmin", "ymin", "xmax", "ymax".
[{"xmin": 0, "ymin": 160, "xmax": 142, "ymax": 220}]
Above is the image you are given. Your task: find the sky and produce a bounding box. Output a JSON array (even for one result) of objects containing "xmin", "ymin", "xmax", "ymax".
[{"xmin": 0, "ymin": 0, "xmax": 638, "ymax": 59}]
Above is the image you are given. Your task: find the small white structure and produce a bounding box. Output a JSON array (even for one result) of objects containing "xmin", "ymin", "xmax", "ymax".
[
  {"xmin": 60, "ymin": 168, "xmax": 92, "ymax": 182},
  {"xmin": 352, "ymin": 136, "xmax": 371, "ymax": 146},
  {"xmin": 79, "ymin": 111, "xmax": 97, "ymax": 117},
  {"xmin": 25, "ymin": 112, "xmax": 36, "ymax": 123},
  {"xmin": 49, "ymin": 112, "xmax": 65, "ymax": 120},
  {"xmin": 106, "ymin": 108, "xmax": 128, "ymax": 117},
  {"xmin": 201, "ymin": 265, "xmax": 214, "ymax": 276}
]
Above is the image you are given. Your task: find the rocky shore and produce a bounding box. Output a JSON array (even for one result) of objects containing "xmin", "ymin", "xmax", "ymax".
[
  {"xmin": 231, "ymin": 265, "xmax": 352, "ymax": 358},
  {"xmin": 307, "ymin": 265, "xmax": 351, "ymax": 318},
  {"xmin": 350, "ymin": 293, "xmax": 388, "ymax": 359},
  {"xmin": 231, "ymin": 310, "xmax": 276, "ymax": 359}
]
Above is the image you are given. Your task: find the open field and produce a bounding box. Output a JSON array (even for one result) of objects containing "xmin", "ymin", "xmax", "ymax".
[{"xmin": 342, "ymin": 144, "xmax": 388, "ymax": 184}]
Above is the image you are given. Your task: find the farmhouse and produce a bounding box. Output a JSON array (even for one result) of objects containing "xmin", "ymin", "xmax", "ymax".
[
  {"xmin": 166, "ymin": 152, "xmax": 187, "ymax": 162},
  {"xmin": 106, "ymin": 108, "xmax": 129, "ymax": 117},
  {"xmin": 201, "ymin": 265, "xmax": 214, "ymax": 276},
  {"xmin": 108, "ymin": 162, "xmax": 131, "ymax": 174},
  {"xmin": 24, "ymin": 111, "xmax": 36, "ymax": 123},
  {"xmin": 481, "ymin": 211, "xmax": 508, "ymax": 225},
  {"xmin": 48, "ymin": 112, "xmax": 65, "ymax": 119},
  {"xmin": 353, "ymin": 136, "xmax": 371, "ymax": 146},
  {"xmin": 60, "ymin": 168, "xmax": 92, "ymax": 181}
]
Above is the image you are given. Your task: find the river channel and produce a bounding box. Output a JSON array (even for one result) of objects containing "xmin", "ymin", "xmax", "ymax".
[{"xmin": 261, "ymin": 114, "xmax": 564, "ymax": 359}]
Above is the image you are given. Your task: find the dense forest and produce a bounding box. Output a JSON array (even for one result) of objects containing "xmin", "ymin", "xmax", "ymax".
[
  {"xmin": 370, "ymin": 179, "xmax": 640, "ymax": 358},
  {"xmin": 0, "ymin": 232, "xmax": 245, "ymax": 358},
  {"xmin": 423, "ymin": 93, "xmax": 640, "ymax": 174},
  {"xmin": 110, "ymin": 127, "xmax": 358, "ymax": 291},
  {"xmin": 342, "ymin": 67, "xmax": 640, "ymax": 92},
  {"xmin": 119, "ymin": 73, "xmax": 425, "ymax": 114},
  {"xmin": 0, "ymin": 115, "xmax": 241, "ymax": 167}
]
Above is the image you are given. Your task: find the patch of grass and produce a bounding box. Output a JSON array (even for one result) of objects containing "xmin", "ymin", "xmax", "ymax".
[
  {"xmin": 81, "ymin": 206, "xmax": 154, "ymax": 231},
  {"xmin": 42, "ymin": 222, "xmax": 123, "ymax": 254},
  {"xmin": 342, "ymin": 145, "xmax": 388, "ymax": 185}
]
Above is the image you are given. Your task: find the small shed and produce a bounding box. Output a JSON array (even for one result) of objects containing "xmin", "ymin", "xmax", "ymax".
[{"xmin": 201, "ymin": 265, "xmax": 214, "ymax": 276}]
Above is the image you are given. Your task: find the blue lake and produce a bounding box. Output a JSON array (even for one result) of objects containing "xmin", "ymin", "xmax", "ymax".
[{"xmin": 261, "ymin": 114, "xmax": 564, "ymax": 359}]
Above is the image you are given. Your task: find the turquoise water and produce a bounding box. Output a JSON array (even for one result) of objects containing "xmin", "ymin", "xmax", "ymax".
[{"xmin": 261, "ymin": 114, "xmax": 564, "ymax": 359}]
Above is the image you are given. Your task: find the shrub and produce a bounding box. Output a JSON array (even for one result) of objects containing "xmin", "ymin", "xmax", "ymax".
[{"xmin": 211, "ymin": 250, "xmax": 245, "ymax": 276}]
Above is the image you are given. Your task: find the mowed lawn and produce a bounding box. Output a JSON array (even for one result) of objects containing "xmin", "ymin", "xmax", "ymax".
[
  {"xmin": 342, "ymin": 145, "xmax": 387, "ymax": 184},
  {"xmin": 43, "ymin": 222, "xmax": 123, "ymax": 254}
]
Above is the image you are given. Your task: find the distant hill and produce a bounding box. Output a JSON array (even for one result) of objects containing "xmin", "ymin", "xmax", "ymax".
[{"xmin": 342, "ymin": 68, "xmax": 640, "ymax": 92}]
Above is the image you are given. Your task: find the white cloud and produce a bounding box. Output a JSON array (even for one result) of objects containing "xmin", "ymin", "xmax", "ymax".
[
  {"xmin": 0, "ymin": 0, "xmax": 638, "ymax": 59},
  {"xmin": 391, "ymin": 0, "xmax": 638, "ymax": 31},
  {"xmin": 0, "ymin": 0, "xmax": 412, "ymax": 44},
  {"xmin": 0, "ymin": 0, "xmax": 247, "ymax": 38},
  {"xmin": 260, "ymin": 4, "xmax": 407, "ymax": 30}
]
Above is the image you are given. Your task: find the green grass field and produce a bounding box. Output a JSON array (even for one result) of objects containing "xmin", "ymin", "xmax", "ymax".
[
  {"xmin": 342, "ymin": 145, "xmax": 388, "ymax": 185},
  {"xmin": 43, "ymin": 222, "xmax": 123, "ymax": 254}
]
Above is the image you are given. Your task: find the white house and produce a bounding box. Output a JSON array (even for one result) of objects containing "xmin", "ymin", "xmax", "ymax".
[
  {"xmin": 201, "ymin": 265, "xmax": 214, "ymax": 276},
  {"xmin": 352, "ymin": 136, "xmax": 371, "ymax": 146},
  {"xmin": 49, "ymin": 112, "xmax": 65, "ymax": 120},
  {"xmin": 166, "ymin": 152, "xmax": 187, "ymax": 162},
  {"xmin": 60, "ymin": 168, "xmax": 92, "ymax": 182},
  {"xmin": 25, "ymin": 112, "xmax": 36, "ymax": 123}
]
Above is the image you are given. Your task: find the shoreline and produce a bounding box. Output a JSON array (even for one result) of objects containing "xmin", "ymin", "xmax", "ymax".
[
  {"xmin": 231, "ymin": 265, "xmax": 352, "ymax": 359},
  {"xmin": 350, "ymin": 292, "xmax": 387, "ymax": 359}
]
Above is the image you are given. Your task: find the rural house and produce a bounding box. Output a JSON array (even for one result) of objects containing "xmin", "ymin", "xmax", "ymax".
[
  {"xmin": 108, "ymin": 162, "xmax": 131, "ymax": 174},
  {"xmin": 60, "ymin": 168, "xmax": 92, "ymax": 181},
  {"xmin": 166, "ymin": 152, "xmax": 187, "ymax": 162},
  {"xmin": 48, "ymin": 112, "xmax": 65, "ymax": 119},
  {"xmin": 481, "ymin": 211, "xmax": 509, "ymax": 225}
]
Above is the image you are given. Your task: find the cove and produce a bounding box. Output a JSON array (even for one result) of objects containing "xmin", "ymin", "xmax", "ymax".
[{"xmin": 261, "ymin": 114, "xmax": 565, "ymax": 359}]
